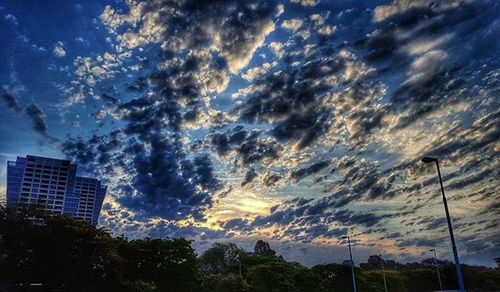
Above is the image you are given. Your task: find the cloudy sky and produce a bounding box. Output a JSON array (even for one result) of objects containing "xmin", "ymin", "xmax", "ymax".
[{"xmin": 0, "ymin": 0, "xmax": 498, "ymax": 267}]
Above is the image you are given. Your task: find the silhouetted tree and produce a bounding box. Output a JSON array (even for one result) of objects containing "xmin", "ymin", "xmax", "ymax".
[
  {"xmin": 202, "ymin": 273, "xmax": 250, "ymax": 292},
  {"xmin": 116, "ymin": 237, "xmax": 201, "ymax": 291},
  {"xmin": 360, "ymin": 254, "xmax": 384, "ymax": 269},
  {"xmin": 246, "ymin": 261, "xmax": 329, "ymax": 292},
  {"xmin": 200, "ymin": 242, "xmax": 245, "ymax": 274},
  {"xmin": 254, "ymin": 240, "xmax": 276, "ymax": 257},
  {"xmin": 2, "ymin": 206, "xmax": 500, "ymax": 291},
  {"xmin": 313, "ymin": 264, "xmax": 353, "ymax": 291},
  {"xmin": 0, "ymin": 207, "xmax": 122, "ymax": 290},
  {"xmin": 384, "ymin": 259, "xmax": 403, "ymax": 269}
]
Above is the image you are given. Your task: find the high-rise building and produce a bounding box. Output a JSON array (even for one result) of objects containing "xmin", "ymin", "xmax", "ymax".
[{"xmin": 6, "ymin": 155, "xmax": 106, "ymax": 225}]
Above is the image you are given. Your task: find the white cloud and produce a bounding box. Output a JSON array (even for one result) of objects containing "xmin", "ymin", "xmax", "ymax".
[
  {"xmin": 241, "ymin": 62, "xmax": 277, "ymax": 82},
  {"xmin": 290, "ymin": 0, "xmax": 320, "ymax": 7},
  {"xmin": 101, "ymin": 2, "xmax": 166, "ymax": 52},
  {"xmin": 309, "ymin": 13, "xmax": 335, "ymax": 36},
  {"xmin": 296, "ymin": 29, "xmax": 311, "ymax": 40},
  {"xmin": 303, "ymin": 44, "xmax": 316, "ymax": 58},
  {"xmin": 276, "ymin": 4, "xmax": 285, "ymax": 17},
  {"xmin": 53, "ymin": 41, "xmax": 66, "ymax": 57},
  {"xmin": 231, "ymin": 84, "xmax": 267, "ymax": 100},
  {"xmin": 373, "ymin": 0, "xmax": 473, "ymax": 22},
  {"xmin": 100, "ymin": 3, "xmax": 144, "ymax": 34},
  {"xmin": 404, "ymin": 50, "xmax": 448, "ymax": 85},
  {"xmin": 224, "ymin": 21, "xmax": 276, "ymax": 74},
  {"xmin": 101, "ymin": 1, "xmax": 277, "ymax": 75},
  {"xmin": 281, "ymin": 18, "xmax": 304, "ymax": 32},
  {"xmin": 269, "ymin": 42, "xmax": 285, "ymax": 59},
  {"xmin": 5, "ymin": 14, "xmax": 18, "ymax": 25},
  {"xmin": 373, "ymin": 0, "xmax": 428, "ymax": 22},
  {"xmin": 401, "ymin": 34, "xmax": 453, "ymax": 56},
  {"xmin": 340, "ymin": 50, "xmax": 374, "ymax": 82},
  {"xmin": 318, "ymin": 25, "xmax": 336, "ymax": 36},
  {"xmin": 63, "ymin": 51, "xmax": 127, "ymax": 106},
  {"xmin": 309, "ymin": 14, "xmax": 325, "ymax": 25}
]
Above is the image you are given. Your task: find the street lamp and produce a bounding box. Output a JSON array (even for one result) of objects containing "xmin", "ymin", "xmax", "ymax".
[
  {"xmin": 341, "ymin": 235, "xmax": 357, "ymax": 292},
  {"xmin": 430, "ymin": 249, "xmax": 443, "ymax": 292},
  {"xmin": 421, "ymin": 156, "xmax": 465, "ymax": 292},
  {"xmin": 235, "ymin": 254, "xmax": 242, "ymax": 278},
  {"xmin": 379, "ymin": 255, "xmax": 388, "ymax": 292}
]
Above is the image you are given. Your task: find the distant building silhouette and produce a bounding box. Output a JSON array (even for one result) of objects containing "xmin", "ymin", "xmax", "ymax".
[{"xmin": 6, "ymin": 155, "xmax": 106, "ymax": 225}]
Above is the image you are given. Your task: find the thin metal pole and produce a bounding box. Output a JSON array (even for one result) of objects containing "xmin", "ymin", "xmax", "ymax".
[
  {"xmin": 238, "ymin": 258, "xmax": 242, "ymax": 278},
  {"xmin": 347, "ymin": 236, "xmax": 357, "ymax": 292},
  {"xmin": 435, "ymin": 160, "xmax": 465, "ymax": 292},
  {"xmin": 433, "ymin": 249, "xmax": 443, "ymax": 291},
  {"xmin": 381, "ymin": 258, "xmax": 387, "ymax": 292}
]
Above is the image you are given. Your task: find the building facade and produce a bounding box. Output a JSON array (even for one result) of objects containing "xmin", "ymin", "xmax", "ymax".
[{"xmin": 6, "ymin": 155, "xmax": 106, "ymax": 225}]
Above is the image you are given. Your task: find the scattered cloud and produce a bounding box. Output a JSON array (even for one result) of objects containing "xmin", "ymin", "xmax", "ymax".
[
  {"xmin": 290, "ymin": 0, "xmax": 320, "ymax": 7},
  {"xmin": 53, "ymin": 41, "xmax": 66, "ymax": 57},
  {"xmin": 0, "ymin": 0, "xmax": 498, "ymax": 267},
  {"xmin": 281, "ymin": 18, "xmax": 304, "ymax": 32},
  {"xmin": 5, "ymin": 14, "xmax": 18, "ymax": 26},
  {"xmin": 24, "ymin": 104, "xmax": 48, "ymax": 135},
  {"xmin": 1, "ymin": 88, "xmax": 21, "ymax": 112}
]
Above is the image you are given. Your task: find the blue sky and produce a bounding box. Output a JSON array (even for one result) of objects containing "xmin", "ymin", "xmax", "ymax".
[{"xmin": 0, "ymin": 0, "xmax": 499, "ymax": 267}]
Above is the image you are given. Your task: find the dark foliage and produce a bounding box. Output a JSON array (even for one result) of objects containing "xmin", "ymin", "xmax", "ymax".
[
  {"xmin": 1, "ymin": 207, "xmax": 499, "ymax": 291},
  {"xmin": 0, "ymin": 207, "xmax": 199, "ymax": 291},
  {"xmin": 253, "ymin": 240, "xmax": 277, "ymax": 257}
]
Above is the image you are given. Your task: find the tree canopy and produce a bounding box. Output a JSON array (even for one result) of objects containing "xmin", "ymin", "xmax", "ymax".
[{"xmin": 1, "ymin": 207, "xmax": 499, "ymax": 291}]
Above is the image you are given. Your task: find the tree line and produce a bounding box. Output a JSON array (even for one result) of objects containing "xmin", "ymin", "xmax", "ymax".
[{"xmin": 1, "ymin": 207, "xmax": 499, "ymax": 291}]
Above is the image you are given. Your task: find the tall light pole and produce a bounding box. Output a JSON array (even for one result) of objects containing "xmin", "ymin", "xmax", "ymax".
[
  {"xmin": 341, "ymin": 235, "xmax": 357, "ymax": 292},
  {"xmin": 421, "ymin": 156, "xmax": 465, "ymax": 292},
  {"xmin": 379, "ymin": 255, "xmax": 388, "ymax": 292},
  {"xmin": 235, "ymin": 254, "xmax": 242, "ymax": 278},
  {"xmin": 430, "ymin": 249, "xmax": 443, "ymax": 292}
]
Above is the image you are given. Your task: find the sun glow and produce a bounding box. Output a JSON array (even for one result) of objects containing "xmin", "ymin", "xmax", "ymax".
[{"xmin": 198, "ymin": 188, "xmax": 281, "ymax": 230}]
